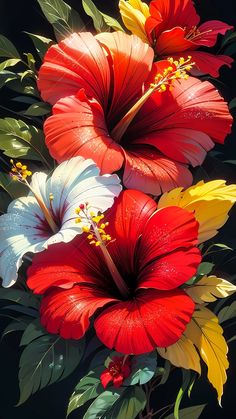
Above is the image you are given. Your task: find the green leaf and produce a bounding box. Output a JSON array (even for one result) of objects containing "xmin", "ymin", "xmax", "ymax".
[
  {"xmin": 218, "ymin": 301, "xmax": 236, "ymax": 324},
  {"xmin": 37, "ymin": 0, "xmax": 84, "ymax": 41},
  {"xmin": 18, "ymin": 329, "xmax": 85, "ymax": 405},
  {"xmin": 174, "ymin": 370, "xmax": 192, "ymax": 419},
  {"xmin": 124, "ymin": 352, "xmax": 157, "ymax": 386},
  {"xmin": 106, "ymin": 386, "xmax": 146, "ymax": 419},
  {"xmin": 100, "ymin": 13, "xmax": 124, "ymax": 31},
  {"xmin": 1, "ymin": 315, "xmax": 32, "ymax": 340},
  {"xmin": 0, "ymin": 288, "xmax": 40, "ymax": 309},
  {"xmin": 229, "ymin": 98, "xmax": 236, "ymax": 110},
  {"xmin": 67, "ymin": 368, "xmax": 104, "ymax": 417},
  {"xmin": 0, "ymin": 118, "xmax": 52, "ymax": 167},
  {"xmin": 158, "ymin": 360, "xmax": 171, "ymax": 386},
  {"xmin": 25, "ymin": 32, "xmax": 53, "ymax": 60},
  {"xmin": 224, "ymin": 160, "xmax": 236, "ymax": 165},
  {"xmin": 221, "ymin": 30, "xmax": 236, "ymax": 48},
  {"xmin": 0, "ymin": 172, "xmax": 28, "ymax": 199},
  {"xmin": 82, "ymin": 0, "xmax": 123, "ymax": 32},
  {"xmin": 83, "ymin": 389, "xmax": 124, "ymax": 419},
  {"xmin": 20, "ymin": 318, "xmax": 46, "ymax": 346},
  {"xmin": 0, "ymin": 58, "xmax": 21, "ymax": 71},
  {"xmin": 24, "ymin": 102, "xmax": 51, "ymax": 116},
  {"xmin": 0, "ymin": 34, "xmax": 20, "ymax": 58},
  {"xmin": 82, "ymin": 0, "xmax": 106, "ymax": 32},
  {"xmin": 185, "ymin": 262, "xmax": 214, "ymax": 286},
  {"xmin": 164, "ymin": 404, "xmax": 206, "ymax": 419},
  {"xmin": 7, "ymin": 78, "xmax": 40, "ymax": 97},
  {"xmin": 0, "ymin": 70, "xmax": 18, "ymax": 89}
]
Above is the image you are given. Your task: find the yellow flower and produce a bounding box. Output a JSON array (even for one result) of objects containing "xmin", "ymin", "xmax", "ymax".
[
  {"xmin": 158, "ymin": 180, "xmax": 236, "ymax": 243},
  {"xmin": 119, "ymin": 0, "xmax": 150, "ymax": 43}
]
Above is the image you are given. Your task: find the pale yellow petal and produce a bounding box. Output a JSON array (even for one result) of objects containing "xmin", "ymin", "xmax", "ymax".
[
  {"xmin": 119, "ymin": 0, "xmax": 150, "ymax": 43},
  {"xmin": 185, "ymin": 306, "xmax": 229, "ymax": 404},
  {"xmin": 157, "ymin": 334, "xmax": 201, "ymax": 374},
  {"xmin": 158, "ymin": 180, "xmax": 236, "ymax": 243},
  {"xmin": 186, "ymin": 275, "xmax": 236, "ymax": 304}
]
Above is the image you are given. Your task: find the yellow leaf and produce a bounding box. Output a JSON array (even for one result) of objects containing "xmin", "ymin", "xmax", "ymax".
[
  {"xmin": 186, "ymin": 275, "xmax": 236, "ymax": 303},
  {"xmin": 119, "ymin": 0, "xmax": 150, "ymax": 43},
  {"xmin": 157, "ymin": 334, "xmax": 201, "ymax": 374},
  {"xmin": 158, "ymin": 180, "xmax": 236, "ymax": 243},
  {"xmin": 185, "ymin": 306, "xmax": 229, "ymax": 404}
]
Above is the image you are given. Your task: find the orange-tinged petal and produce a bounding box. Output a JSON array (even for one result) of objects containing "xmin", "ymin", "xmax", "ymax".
[{"xmin": 38, "ymin": 32, "xmax": 111, "ymax": 107}]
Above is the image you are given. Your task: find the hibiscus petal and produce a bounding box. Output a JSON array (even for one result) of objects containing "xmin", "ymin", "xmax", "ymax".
[
  {"xmin": 105, "ymin": 189, "xmax": 156, "ymax": 274},
  {"xmin": 95, "ymin": 288, "xmax": 195, "ymax": 354},
  {"xmin": 37, "ymin": 32, "xmax": 111, "ymax": 107},
  {"xmin": 146, "ymin": 0, "xmax": 200, "ymax": 41},
  {"xmin": 195, "ymin": 21, "xmax": 233, "ymax": 47},
  {"xmin": 27, "ymin": 238, "xmax": 111, "ymax": 295},
  {"xmin": 96, "ymin": 31, "xmax": 154, "ymax": 127},
  {"xmin": 136, "ymin": 206, "xmax": 200, "ymax": 289},
  {"xmin": 155, "ymin": 27, "xmax": 194, "ymax": 55},
  {"xmin": 40, "ymin": 285, "xmax": 117, "ymax": 339},
  {"xmin": 123, "ymin": 147, "xmax": 192, "ymax": 195},
  {"xmin": 44, "ymin": 91, "xmax": 124, "ymax": 173},
  {"xmin": 0, "ymin": 157, "xmax": 121, "ymax": 288},
  {"xmin": 129, "ymin": 76, "xmax": 232, "ymax": 145},
  {"xmin": 188, "ymin": 50, "xmax": 233, "ymax": 78},
  {"xmin": 133, "ymin": 128, "xmax": 214, "ymax": 166}
]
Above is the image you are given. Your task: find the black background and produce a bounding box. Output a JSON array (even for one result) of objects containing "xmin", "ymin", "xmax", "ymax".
[{"xmin": 0, "ymin": 1, "xmax": 236, "ymax": 418}]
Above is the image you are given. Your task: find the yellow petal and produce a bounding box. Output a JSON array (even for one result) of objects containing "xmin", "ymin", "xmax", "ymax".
[
  {"xmin": 185, "ymin": 275, "xmax": 236, "ymax": 304},
  {"xmin": 119, "ymin": 0, "xmax": 150, "ymax": 43},
  {"xmin": 185, "ymin": 306, "xmax": 229, "ymax": 404},
  {"xmin": 158, "ymin": 180, "xmax": 236, "ymax": 243},
  {"xmin": 157, "ymin": 334, "xmax": 201, "ymax": 374}
]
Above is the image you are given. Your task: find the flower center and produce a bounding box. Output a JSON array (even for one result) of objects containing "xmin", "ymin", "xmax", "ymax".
[
  {"xmin": 111, "ymin": 57, "xmax": 194, "ymax": 143},
  {"xmin": 185, "ymin": 25, "xmax": 213, "ymax": 42},
  {"xmin": 75, "ymin": 203, "xmax": 129, "ymax": 298},
  {"xmin": 10, "ymin": 160, "xmax": 59, "ymax": 234}
]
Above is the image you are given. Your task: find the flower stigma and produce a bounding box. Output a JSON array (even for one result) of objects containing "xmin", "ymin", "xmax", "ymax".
[
  {"xmin": 10, "ymin": 159, "xmax": 59, "ymax": 234},
  {"xmin": 111, "ymin": 56, "xmax": 195, "ymax": 142},
  {"xmin": 75, "ymin": 203, "xmax": 129, "ymax": 298}
]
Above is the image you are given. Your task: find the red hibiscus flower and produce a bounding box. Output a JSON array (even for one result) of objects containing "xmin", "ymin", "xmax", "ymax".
[
  {"xmin": 38, "ymin": 31, "xmax": 232, "ymax": 195},
  {"xmin": 145, "ymin": 0, "xmax": 233, "ymax": 77},
  {"xmin": 27, "ymin": 189, "xmax": 201, "ymax": 355},
  {"xmin": 100, "ymin": 356, "xmax": 132, "ymax": 388}
]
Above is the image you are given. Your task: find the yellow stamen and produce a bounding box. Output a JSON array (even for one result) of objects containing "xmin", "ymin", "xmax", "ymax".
[
  {"xmin": 10, "ymin": 159, "xmax": 58, "ymax": 234},
  {"xmin": 75, "ymin": 204, "xmax": 129, "ymax": 298},
  {"xmin": 111, "ymin": 56, "xmax": 195, "ymax": 142}
]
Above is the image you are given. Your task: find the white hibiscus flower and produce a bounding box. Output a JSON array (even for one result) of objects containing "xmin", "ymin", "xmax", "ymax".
[{"xmin": 0, "ymin": 156, "xmax": 122, "ymax": 287}]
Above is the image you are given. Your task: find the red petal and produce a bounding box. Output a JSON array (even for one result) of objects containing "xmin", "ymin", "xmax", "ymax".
[
  {"xmin": 123, "ymin": 147, "xmax": 193, "ymax": 195},
  {"xmin": 105, "ymin": 190, "xmax": 156, "ymax": 274},
  {"xmin": 194, "ymin": 21, "xmax": 233, "ymax": 47},
  {"xmin": 189, "ymin": 50, "xmax": 233, "ymax": 78},
  {"xmin": 40, "ymin": 285, "xmax": 117, "ymax": 339},
  {"xmin": 95, "ymin": 288, "xmax": 195, "ymax": 354},
  {"xmin": 113, "ymin": 375, "xmax": 124, "ymax": 388},
  {"xmin": 146, "ymin": 0, "xmax": 200, "ymax": 41},
  {"xmin": 155, "ymin": 27, "xmax": 195, "ymax": 55},
  {"xmin": 38, "ymin": 32, "xmax": 110, "ymax": 107},
  {"xmin": 134, "ymin": 128, "xmax": 214, "ymax": 166},
  {"xmin": 136, "ymin": 206, "xmax": 201, "ymax": 289},
  {"xmin": 27, "ymin": 238, "xmax": 109, "ymax": 294},
  {"xmin": 96, "ymin": 32, "xmax": 154, "ymax": 127},
  {"xmin": 44, "ymin": 91, "xmax": 124, "ymax": 173},
  {"xmin": 129, "ymin": 76, "xmax": 232, "ymax": 145},
  {"xmin": 100, "ymin": 371, "xmax": 113, "ymax": 388}
]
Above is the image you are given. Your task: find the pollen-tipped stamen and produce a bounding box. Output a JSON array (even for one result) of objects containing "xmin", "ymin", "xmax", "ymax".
[
  {"xmin": 111, "ymin": 56, "xmax": 195, "ymax": 143},
  {"xmin": 10, "ymin": 160, "xmax": 59, "ymax": 234},
  {"xmin": 75, "ymin": 203, "xmax": 129, "ymax": 298}
]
